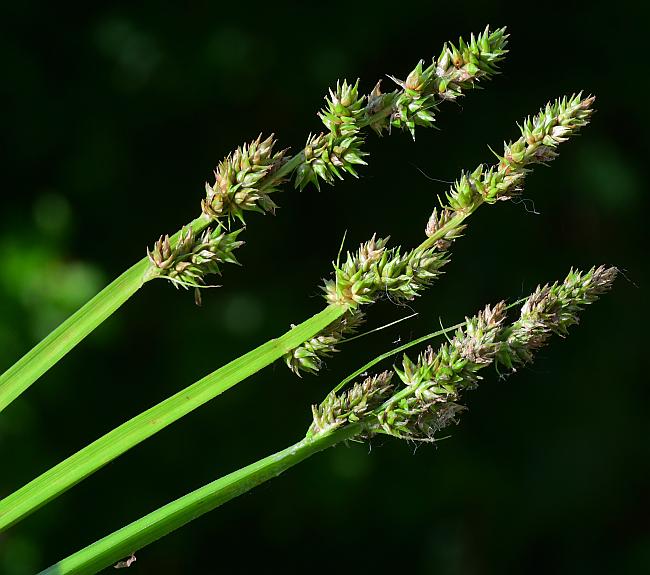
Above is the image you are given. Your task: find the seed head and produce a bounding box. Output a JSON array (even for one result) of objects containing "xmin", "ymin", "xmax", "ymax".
[
  {"xmin": 147, "ymin": 225, "xmax": 244, "ymax": 290},
  {"xmin": 202, "ymin": 134, "xmax": 287, "ymax": 223},
  {"xmin": 319, "ymin": 80, "xmax": 366, "ymax": 137},
  {"xmin": 322, "ymin": 238, "xmax": 448, "ymax": 307},
  {"xmin": 310, "ymin": 371, "xmax": 394, "ymax": 436},
  {"xmin": 387, "ymin": 26, "xmax": 508, "ymax": 139},
  {"xmin": 497, "ymin": 266, "xmax": 618, "ymax": 369},
  {"xmin": 294, "ymin": 132, "xmax": 367, "ymax": 191},
  {"xmin": 311, "ymin": 266, "xmax": 616, "ymax": 443},
  {"xmin": 284, "ymin": 310, "xmax": 366, "ymax": 376},
  {"xmin": 424, "ymin": 93, "xmax": 596, "ymax": 246}
]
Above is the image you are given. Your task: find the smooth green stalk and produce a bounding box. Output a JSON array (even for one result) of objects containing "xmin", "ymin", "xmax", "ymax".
[
  {"xmin": 0, "ymin": 262, "xmax": 146, "ymax": 413},
  {"xmin": 0, "ymin": 216, "xmax": 210, "ymax": 414},
  {"xmin": 0, "ymin": 304, "xmax": 347, "ymax": 530},
  {"xmin": 38, "ymin": 424, "xmax": 360, "ymax": 575}
]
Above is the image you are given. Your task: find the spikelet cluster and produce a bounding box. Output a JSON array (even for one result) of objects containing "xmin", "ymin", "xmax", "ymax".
[
  {"xmin": 375, "ymin": 303, "xmax": 507, "ymax": 441},
  {"xmin": 425, "ymin": 93, "xmax": 595, "ymax": 241},
  {"xmin": 296, "ymin": 27, "xmax": 508, "ymax": 190},
  {"xmin": 287, "ymin": 237, "xmax": 446, "ymax": 376},
  {"xmin": 497, "ymin": 266, "xmax": 618, "ymax": 368},
  {"xmin": 386, "ymin": 26, "xmax": 508, "ymax": 139},
  {"xmin": 202, "ymin": 134, "xmax": 287, "ymax": 223},
  {"xmin": 319, "ymin": 80, "xmax": 366, "ymax": 137},
  {"xmin": 284, "ymin": 310, "xmax": 366, "ymax": 376},
  {"xmin": 310, "ymin": 267, "xmax": 617, "ymax": 441},
  {"xmin": 433, "ymin": 26, "xmax": 509, "ymax": 99},
  {"xmin": 323, "ymin": 235, "xmax": 448, "ymax": 307},
  {"xmin": 295, "ymin": 80, "xmax": 369, "ymax": 191},
  {"xmin": 309, "ymin": 371, "xmax": 394, "ymax": 435},
  {"xmin": 294, "ymin": 131, "xmax": 367, "ymax": 191},
  {"xmin": 147, "ymin": 226, "xmax": 244, "ymax": 289}
]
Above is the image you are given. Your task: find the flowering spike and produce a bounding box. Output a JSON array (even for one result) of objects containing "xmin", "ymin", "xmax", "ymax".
[
  {"xmin": 309, "ymin": 372, "xmax": 394, "ymax": 436},
  {"xmin": 284, "ymin": 310, "xmax": 366, "ymax": 376},
  {"xmin": 497, "ymin": 266, "xmax": 618, "ymax": 368},
  {"xmin": 310, "ymin": 266, "xmax": 616, "ymax": 441},
  {"xmin": 322, "ymin": 237, "xmax": 448, "ymax": 308},
  {"xmin": 147, "ymin": 225, "xmax": 245, "ymax": 291},
  {"xmin": 386, "ymin": 26, "xmax": 508, "ymax": 139},
  {"xmin": 424, "ymin": 93, "xmax": 595, "ymax": 249},
  {"xmin": 202, "ymin": 134, "xmax": 287, "ymax": 223},
  {"xmin": 293, "ymin": 132, "xmax": 367, "ymax": 191},
  {"xmin": 296, "ymin": 27, "xmax": 508, "ymax": 191}
]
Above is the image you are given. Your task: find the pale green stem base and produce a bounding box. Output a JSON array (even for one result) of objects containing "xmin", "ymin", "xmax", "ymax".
[
  {"xmin": 38, "ymin": 424, "xmax": 359, "ymax": 575},
  {"xmin": 0, "ymin": 304, "xmax": 347, "ymax": 530}
]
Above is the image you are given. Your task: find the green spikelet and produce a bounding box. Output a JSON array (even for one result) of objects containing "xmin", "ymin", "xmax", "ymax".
[
  {"xmin": 202, "ymin": 134, "xmax": 287, "ymax": 223},
  {"xmin": 147, "ymin": 225, "xmax": 244, "ymax": 291},
  {"xmin": 387, "ymin": 26, "xmax": 509, "ymax": 139},
  {"xmin": 294, "ymin": 132, "xmax": 368, "ymax": 191},
  {"xmin": 284, "ymin": 310, "xmax": 366, "ymax": 376},
  {"xmin": 322, "ymin": 235, "xmax": 448, "ymax": 307},
  {"xmin": 319, "ymin": 80, "xmax": 366, "ymax": 137}
]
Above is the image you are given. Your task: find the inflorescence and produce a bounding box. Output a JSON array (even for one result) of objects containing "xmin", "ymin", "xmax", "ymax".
[
  {"xmin": 201, "ymin": 134, "xmax": 288, "ymax": 223},
  {"xmin": 422, "ymin": 93, "xmax": 595, "ymax": 247},
  {"xmin": 386, "ymin": 26, "xmax": 508, "ymax": 138},
  {"xmin": 309, "ymin": 266, "xmax": 617, "ymax": 441},
  {"xmin": 288, "ymin": 93, "xmax": 595, "ymax": 376},
  {"xmin": 285, "ymin": 311, "xmax": 366, "ymax": 376},
  {"xmin": 147, "ymin": 26, "xmax": 509, "ymax": 294},
  {"xmin": 146, "ymin": 226, "xmax": 244, "ymax": 291}
]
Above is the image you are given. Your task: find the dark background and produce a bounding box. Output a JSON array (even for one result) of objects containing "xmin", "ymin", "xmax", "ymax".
[{"xmin": 1, "ymin": 1, "xmax": 648, "ymax": 574}]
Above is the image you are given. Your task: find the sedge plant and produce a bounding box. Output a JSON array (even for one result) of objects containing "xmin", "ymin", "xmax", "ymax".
[
  {"xmin": 0, "ymin": 26, "xmax": 508, "ymax": 413},
  {"xmin": 37, "ymin": 265, "xmax": 617, "ymax": 575},
  {"xmin": 0, "ymin": 90, "xmax": 595, "ymax": 531},
  {"xmin": 0, "ymin": 25, "xmax": 618, "ymax": 575}
]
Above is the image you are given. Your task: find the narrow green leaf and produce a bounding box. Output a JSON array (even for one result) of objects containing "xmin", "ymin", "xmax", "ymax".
[
  {"xmin": 38, "ymin": 425, "xmax": 360, "ymax": 575},
  {"xmin": 0, "ymin": 216, "xmax": 211, "ymax": 414},
  {"xmin": 0, "ymin": 304, "xmax": 347, "ymax": 530}
]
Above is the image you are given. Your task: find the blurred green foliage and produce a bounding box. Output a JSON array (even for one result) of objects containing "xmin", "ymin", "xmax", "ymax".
[{"xmin": 0, "ymin": 1, "xmax": 647, "ymax": 573}]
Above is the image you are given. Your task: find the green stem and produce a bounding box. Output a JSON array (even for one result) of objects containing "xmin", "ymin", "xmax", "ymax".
[
  {"xmin": 0, "ymin": 216, "xmax": 212, "ymax": 414},
  {"xmin": 0, "ymin": 304, "xmax": 347, "ymax": 531},
  {"xmin": 268, "ymin": 150, "xmax": 305, "ymax": 184},
  {"xmin": 38, "ymin": 424, "xmax": 360, "ymax": 575}
]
